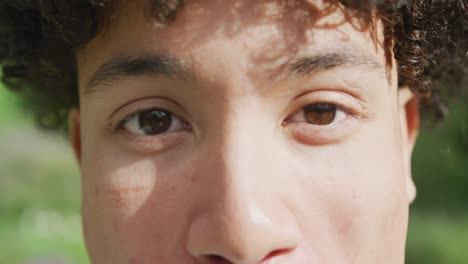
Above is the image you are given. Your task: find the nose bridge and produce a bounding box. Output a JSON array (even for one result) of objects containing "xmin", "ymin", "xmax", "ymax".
[
  {"xmin": 186, "ymin": 106, "xmax": 300, "ymax": 263},
  {"xmin": 214, "ymin": 104, "xmax": 278, "ymax": 212},
  {"xmin": 208, "ymin": 97, "xmax": 276, "ymax": 187},
  {"xmin": 224, "ymin": 105, "xmax": 267, "ymax": 180}
]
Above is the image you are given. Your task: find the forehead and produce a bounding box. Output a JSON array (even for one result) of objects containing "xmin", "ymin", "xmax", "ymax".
[{"xmin": 78, "ymin": 0, "xmax": 388, "ymax": 86}]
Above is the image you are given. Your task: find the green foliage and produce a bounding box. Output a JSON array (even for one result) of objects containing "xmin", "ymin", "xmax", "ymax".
[
  {"xmin": 0, "ymin": 125, "xmax": 87, "ymax": 263},
  {"xmin": 0, "ymin": 83, "xmax": 27, "ymax": 125},
  {"xmin": 412, "ymin": 100, "xmax": 468, "ymax": 211},
  {"xmin": 0, "ymin": 210, "xmax": 88, "ymax": 264},
  {"xmin": 406, "ymin": 212, "xmax": 468, "ymax": 264}
]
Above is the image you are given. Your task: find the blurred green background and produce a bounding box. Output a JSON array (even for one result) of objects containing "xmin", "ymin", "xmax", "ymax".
[{"xmin": 0, "ymin": 83, "xmax": 467, "ymax": 264}]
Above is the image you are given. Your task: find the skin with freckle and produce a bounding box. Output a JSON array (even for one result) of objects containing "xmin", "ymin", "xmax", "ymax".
[{"xmin": 72, "ymin": 1, "xmax": 419, "ymax": 263}]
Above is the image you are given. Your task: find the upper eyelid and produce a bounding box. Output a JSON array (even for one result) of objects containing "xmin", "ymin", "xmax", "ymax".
[{"xmin": 290, "ymin": 90, "xmax": 374, "ymax": 120}]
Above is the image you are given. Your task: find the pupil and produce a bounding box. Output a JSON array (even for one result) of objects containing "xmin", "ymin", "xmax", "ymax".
[
  {"xmin": 138, "ymin": 109, "xmax": 172, "ymax": 135},
  {"xmin": 304, "ymin": 104, "xmax": 337, "ymax": 125}
]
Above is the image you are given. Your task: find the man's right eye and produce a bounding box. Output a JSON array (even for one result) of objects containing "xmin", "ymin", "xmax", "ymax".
[{"xmin": 121, "ymin": 109, "xmax": 190, "ymax": 136}]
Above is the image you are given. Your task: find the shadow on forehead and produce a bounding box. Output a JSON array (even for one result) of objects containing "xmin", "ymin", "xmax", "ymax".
[
  {"xmin": 139, "ymin": 0, "xmax": 388, "ymax": 58},
  {"xmin": 145, "ymin": 0, "xmax": 382, "ymax": 25}
]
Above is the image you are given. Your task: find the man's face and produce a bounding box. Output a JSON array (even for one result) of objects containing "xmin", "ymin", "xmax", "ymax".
[{"xmin": 73, "ymin": 1, "xmax": 418, "ymax": 263}]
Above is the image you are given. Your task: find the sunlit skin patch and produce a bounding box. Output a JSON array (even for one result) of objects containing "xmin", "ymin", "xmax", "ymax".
[{"xmin": 93, "ymin": 185, "xmax": 152, "ymax": 215}]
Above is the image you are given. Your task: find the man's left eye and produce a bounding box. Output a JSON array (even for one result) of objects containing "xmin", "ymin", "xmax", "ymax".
[{"xmin": 288, "ymin": 103, "xmax": 347, "ymax": 126}]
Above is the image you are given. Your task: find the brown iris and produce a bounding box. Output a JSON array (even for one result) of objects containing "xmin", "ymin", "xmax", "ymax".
[
  {"xmin": 303, "ymin": 104, "xmax": 337, "ymax": 125},
  {"xmin": 138, "ymin": 109, "xmax": 172, "ymax": 135}
]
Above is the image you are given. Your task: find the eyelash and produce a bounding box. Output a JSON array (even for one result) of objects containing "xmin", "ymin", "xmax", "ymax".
[{"xmin": 113, "ymin": 108, "xmax": 190, "ymax": 134}]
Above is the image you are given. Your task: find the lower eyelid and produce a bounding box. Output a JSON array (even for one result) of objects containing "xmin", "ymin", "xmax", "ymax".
[
  {"xmin": 115, "ymin": 129, "xmax": 188, "ymax": 153},
  {"xmin": 133, "ymin": 132, "xmax": 183, "ymax": 146},
  {"xmin": 287, "ymin": 121, "xmax": 354, "ymax": 145}
]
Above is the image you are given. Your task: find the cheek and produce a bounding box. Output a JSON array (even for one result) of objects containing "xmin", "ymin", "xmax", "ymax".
[
  {"xmin": 80, "ymin": 137, "xmax": 198, "ymax": 261},
  {"xmin": 288, "ymin": 117, "xmax": 408, "ymax": 261}
]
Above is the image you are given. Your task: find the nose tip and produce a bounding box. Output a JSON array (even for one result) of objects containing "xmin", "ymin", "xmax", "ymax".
[{"xmin": 186, "ymin": 202, "xmax": 301, "ymax": 264}]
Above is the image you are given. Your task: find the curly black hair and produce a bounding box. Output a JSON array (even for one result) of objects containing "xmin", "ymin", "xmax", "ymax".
[{"xmin": 0, "ymin": 0, "xmax": 467, "ymax": 130}]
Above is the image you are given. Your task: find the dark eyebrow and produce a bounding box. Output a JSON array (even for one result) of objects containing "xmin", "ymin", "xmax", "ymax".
[
  {"xmin": 84, "ymin": 52, "xmax": 192, "ymax": 95},
  {"xmin": 84, "ymin": 47, "xmax": 385, "ymax": 95},
  {"xmin": 285, "ymin": 47, "xmax": 386, "ymax": 80}
]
